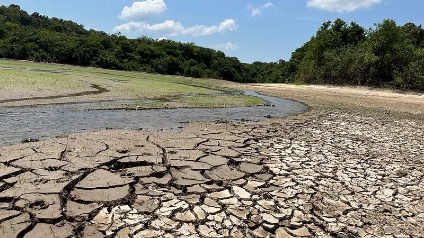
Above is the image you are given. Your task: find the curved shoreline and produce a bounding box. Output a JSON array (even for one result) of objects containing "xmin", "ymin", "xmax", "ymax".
[
  {"xmin": 0, "ymin": 85, "xmax": 423, "ymax": 237},
  {"xmin": 0, "ymin": 90, "xmax": 307, "ymax": 146},
  {"xmin": 0, "ymin": 83, "xmax": 109, "ymax": 104}
]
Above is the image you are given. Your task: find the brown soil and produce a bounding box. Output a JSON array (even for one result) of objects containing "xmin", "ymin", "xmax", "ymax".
[
  {"xmin": 243, "ymin": 84, "xmax": 424, "ymax": 119},
  {"xmin": 0, "ymin": 84, "xmax": 423, "ymax": 237}
]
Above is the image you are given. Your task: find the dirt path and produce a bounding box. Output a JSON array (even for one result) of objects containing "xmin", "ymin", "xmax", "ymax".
[{"xmin": 0, "ymin": 84, "xmax": 423, "ymax": 237}]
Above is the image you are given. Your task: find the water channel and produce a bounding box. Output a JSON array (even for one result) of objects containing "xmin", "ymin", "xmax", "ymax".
[{"xmin": 0, "ymin": 91, "xmax": 307, "ymax": 146}]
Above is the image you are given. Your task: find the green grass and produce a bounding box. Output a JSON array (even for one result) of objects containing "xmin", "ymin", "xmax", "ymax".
[
  {"xmin": 0, "ymin": 59, "xmax": 265, "ymax": 108},
  {"xmin": 174, "ymin": 95, "xmax": 266, "ymax": 108},
  {"xmin": 0, "ymin": 69, "xmax": 85, "ymax": 91},
  {"xmin": 111, "ymin": 95, "xmax": 267, "ymax": 110},
  {"xmin": 0, "ymin": 60, "xmax": 224, "ymax": 97}
]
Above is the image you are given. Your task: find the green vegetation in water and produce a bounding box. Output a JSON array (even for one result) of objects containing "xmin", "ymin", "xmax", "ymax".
[
  {"xmin": 112, "ymin": 95, "xmax": 267, "ymax": 110},
  {"xmin": 176, "ymin": 95, "xmax": 266, "ymax": 108}
]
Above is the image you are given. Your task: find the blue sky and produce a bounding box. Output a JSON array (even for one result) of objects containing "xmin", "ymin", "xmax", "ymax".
[{"xmin": 2, "ymin": 0, "xmax": 423, "ymax": 63}]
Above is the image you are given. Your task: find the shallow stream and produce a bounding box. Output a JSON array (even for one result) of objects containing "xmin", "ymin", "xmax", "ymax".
[{"xmin": 0, "ymin": 91, "xmax": 307, "ymax": 146}]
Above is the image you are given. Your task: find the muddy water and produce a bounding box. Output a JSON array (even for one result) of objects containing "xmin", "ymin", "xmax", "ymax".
[{"xmin": 0, "ymin": 91, "xmax": 306, "ymax": 146}]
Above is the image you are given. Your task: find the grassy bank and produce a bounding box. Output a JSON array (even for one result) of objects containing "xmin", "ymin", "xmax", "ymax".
[{"xmin": 0, "ymin": 59, "xmax": 265, "ymax": 108}]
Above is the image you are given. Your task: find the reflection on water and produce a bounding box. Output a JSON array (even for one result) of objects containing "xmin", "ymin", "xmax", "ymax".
[{"xmin": 0, "ymin": 91, "xmax": 307, "ymax": 146}]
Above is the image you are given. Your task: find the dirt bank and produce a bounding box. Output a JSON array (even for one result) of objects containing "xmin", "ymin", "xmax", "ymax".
[
  {"xmin": 0, "ymin": 85, "xmax": 422, "ymax": 237},
  {"xmin": 244, "ymin": 84, "xmax": 424, "ymax": 119}
]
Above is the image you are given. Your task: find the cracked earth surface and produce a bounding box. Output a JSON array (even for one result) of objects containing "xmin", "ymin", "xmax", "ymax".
[{"xmin": 0, "ymin": 107, "xmax": 423, "ymax": 238}]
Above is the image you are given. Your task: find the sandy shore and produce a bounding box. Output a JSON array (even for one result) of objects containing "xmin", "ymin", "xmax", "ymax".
[
  {"xmin": 0, "ymin": 84, "xmax": 423, "ymax": 237},
  {"xmin": 244, "ymin": 84, "xmax": 424, "ymax": 116}
]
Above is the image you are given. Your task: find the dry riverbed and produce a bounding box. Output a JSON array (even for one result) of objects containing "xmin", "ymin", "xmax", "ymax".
[{"xmin": 0, "ymin": 84, "xmax": 423, "ymax": 237}]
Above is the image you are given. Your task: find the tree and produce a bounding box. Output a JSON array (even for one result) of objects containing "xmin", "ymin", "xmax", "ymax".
[
  {"xmin": 294, "ymin": 19, "xmax": 367, "ymax": 84},
  {"xmin": 365, "ymin": 19, "xmax": 415, "ymax": 85}
]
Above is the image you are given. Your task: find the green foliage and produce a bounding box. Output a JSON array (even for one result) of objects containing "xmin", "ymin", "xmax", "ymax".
[
  {"xmin": 294, "ymin": 19, "xmax": 368, "ymax": 84},
  {"xmin": 393, "ymin": 48, "xmax": 424, "ymax": 90},
  {"xmin": 289, "ymin": 18, "xmax": 424, "ymax": 91},
  {"xmin": 0, "ymin": 4, "xmax": 246, "ymax": 82},
  {"xmin": 0, "ymin": 4, "xmax": 423, "ymax": 91},
  {"xmin": 242, "ymin": 61, "xmax": 286, "ymax": 83},
  {"xmin": 364, "ymin": 19, "xmax": 415, "ymax": 85}
]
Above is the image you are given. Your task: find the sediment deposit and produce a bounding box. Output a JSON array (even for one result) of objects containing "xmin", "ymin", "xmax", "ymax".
[{"xmin": 0, "ymin": 105, "xmax": 422, "ymax": 237}]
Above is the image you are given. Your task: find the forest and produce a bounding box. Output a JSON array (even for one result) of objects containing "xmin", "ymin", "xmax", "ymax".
[{"xmin": 0, "ymin": 4, "xmax": 423, "ymax": 90}]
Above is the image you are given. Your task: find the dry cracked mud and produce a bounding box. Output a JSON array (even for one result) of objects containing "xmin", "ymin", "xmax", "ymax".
[{"xmin": 0, "ymin": 106, "xmax": 423, "ymax": 238}]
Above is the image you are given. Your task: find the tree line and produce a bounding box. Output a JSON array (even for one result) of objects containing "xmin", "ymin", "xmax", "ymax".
[
  {"xmin": 1, "ymin": 4, "xmax": 423, "ymax": 90},
  {"xmin": 0, "ymin": 5, "xmax": 245, "ymax": 82},
  {"xmin": 284, "ymin": 18, "xmax": 424, "ymax": 91}
]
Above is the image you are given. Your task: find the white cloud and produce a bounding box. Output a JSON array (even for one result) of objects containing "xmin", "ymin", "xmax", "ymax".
[
  {"xmin": 306, "ymin": 0, "xmax": 382, "ymax": 12},
  {"xmin": 119, "ymin": 0, "xmax": 166, "ymax": 20},
  {"xmin": 210, "ymin": 42, "xmax": 239, "ymax": 51},
  {"xmin": 114, "ymin": 20, "xmax": 183, "ymax": 36},
  {"xmin": 247, "ymin": 2, "xmax": 274, "ymax": 17},
  {"xmin": 184, "ymin": 19, "xmax": 238, "ymax": 36},
  {"xmin": 114, "ymin": 19, "xmax": 238, "ymax": 37}
]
